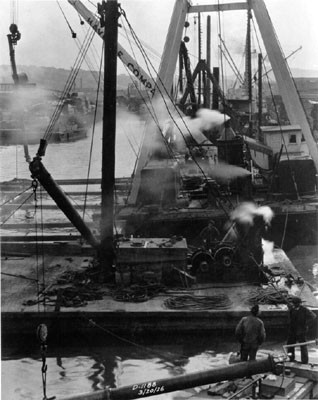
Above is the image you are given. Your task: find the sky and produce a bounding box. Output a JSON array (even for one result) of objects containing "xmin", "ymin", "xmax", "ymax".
[{"xmin": 1, "ymin": 0, "xmax": 318, "ymax": 79}]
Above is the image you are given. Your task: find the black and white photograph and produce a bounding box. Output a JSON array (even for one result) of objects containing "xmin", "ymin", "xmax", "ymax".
[{"xmin": 1, "ymin": 0, "xmax": 318, "ymax": 399}]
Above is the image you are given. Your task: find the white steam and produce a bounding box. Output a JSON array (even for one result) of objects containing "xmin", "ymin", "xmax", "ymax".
[
  {"xmin": 165, "ymin": 108, "xmax": 229, "ymax": 151},
  {"xmin": 230, "ymin": 202, "xmax": 274, "ymax": 225},
  {"xmin": 208, "ymin": 162, "xmax": 251, "ymax": 181},
  {"xmin": 262, "ymin": 239, "xmax": 275, "ymax": 264},
  {"xmin": 181, "ymin": 160, "xmax": 251, "ymax": 182},
  {"xmin": 145, "ymin": 96, "xmax": 229, "ymax": 153}
]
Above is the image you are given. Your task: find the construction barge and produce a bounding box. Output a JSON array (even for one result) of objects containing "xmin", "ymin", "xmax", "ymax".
[{"xmin": 2, "ymin": 179, "xmax": 318, "ymax": 342}]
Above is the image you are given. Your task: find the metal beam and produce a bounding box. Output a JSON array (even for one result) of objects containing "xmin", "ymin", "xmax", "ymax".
[
  {"xmin": 251, "ymin": 0, "xmax": 318, "ymax": 173},
  {"xmin": 189, "ymin": 2, "xmax": 248, "ymax": 13}
]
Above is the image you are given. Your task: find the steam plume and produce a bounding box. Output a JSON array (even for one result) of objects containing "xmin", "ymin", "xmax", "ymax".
[{"xmin": 230, "ymin": 202, "xmax": 274, "ymax": 225}]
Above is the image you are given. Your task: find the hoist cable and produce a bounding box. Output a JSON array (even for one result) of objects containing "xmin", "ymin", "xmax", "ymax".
[
  {"xmin": 56, "ymin": 0, "xmax": 76, "ymax": 37},
  {"xmin": 0, "ymin": 192, "xmax": 34, "ymax": 226},
  {"xmin": 31, "ymin": 181, "xmax": 42, "ymax": 312},
  {"xmin": 83, "ymin": 44, "xmax": 104, "ymax": 221},
  {"xmin": 38, "ymin": 185, "xmax": 47, "ymax": 311}
]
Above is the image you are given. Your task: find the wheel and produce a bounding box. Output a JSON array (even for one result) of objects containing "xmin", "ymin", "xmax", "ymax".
[
  {"xmin": 214, "ymin": 246, "xmax": 234, "ymax": 267},
  {"xmin": 191, "ymin": 250, "xmax": 213, "ymax": 275}
]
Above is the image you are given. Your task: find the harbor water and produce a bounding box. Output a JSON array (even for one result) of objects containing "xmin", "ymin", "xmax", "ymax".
[
  {"xmin": 0, "ymin": 113, "xmax": 144, "ymax": 182},
  {"xmin": 3, "ymin": 332, "xmax": 318, "ymax": 400}
]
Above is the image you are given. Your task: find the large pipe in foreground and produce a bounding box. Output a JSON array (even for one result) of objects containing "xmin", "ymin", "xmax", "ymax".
[
  {"xmin": 29, "ymin": 156, "xmax": 99, "ymax": 249},
  {"xmin": 60, "ymin": 356, "xmax": 278, "ymax": 400}
]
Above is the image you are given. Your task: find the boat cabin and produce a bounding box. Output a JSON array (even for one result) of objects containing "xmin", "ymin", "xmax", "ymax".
[{"xmin": 261, "ymin": 124, "xmax": 309, "ymax": 157}]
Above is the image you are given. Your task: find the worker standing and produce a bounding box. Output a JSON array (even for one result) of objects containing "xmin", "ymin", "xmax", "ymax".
[
  {"xmin": 235, "ymin": 304, "xmax": 266, "ymax": 361},
  {"xmin": 199, "ymin": 220, "xmax": 220, "ymax": 251},
  {"xmin": 286, "ymin": 297, "xmax": 317, "ymax": 364}
]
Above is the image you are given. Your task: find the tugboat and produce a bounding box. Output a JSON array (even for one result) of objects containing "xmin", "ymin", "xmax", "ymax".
[{"xmin": 0, "ymin": 22, "xmax": 88, "ymax": 146}]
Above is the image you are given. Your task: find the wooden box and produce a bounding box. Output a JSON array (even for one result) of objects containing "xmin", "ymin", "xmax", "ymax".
[
  {"xmin": 260, "ymin": 376, "xmax": 295, "ymax": 397},
  {"xmin": 116, "ymin": 238, "xmax": 188, "ymax": 285}
]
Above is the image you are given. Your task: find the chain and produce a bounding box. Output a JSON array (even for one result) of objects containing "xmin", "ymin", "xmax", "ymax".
[
  {"xmin": 32, "ymin": 179, "xmax": 38, "ymax": 203},
  {"xmin": 37, "ymin": 324, "xmax": 56, "ymax": 400}
]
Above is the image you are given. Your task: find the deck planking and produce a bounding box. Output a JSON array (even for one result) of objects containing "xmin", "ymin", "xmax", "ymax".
[{"xmin": 2, "ymin": 245, "xmax": 318, "ymax": 339}]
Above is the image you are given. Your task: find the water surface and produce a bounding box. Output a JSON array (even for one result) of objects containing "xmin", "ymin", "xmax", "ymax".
[{"xmin": 4, "ymin": 334, "xmax": 312, "ymax": 400}]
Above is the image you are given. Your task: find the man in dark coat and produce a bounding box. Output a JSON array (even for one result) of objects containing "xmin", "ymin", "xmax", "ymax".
[
  {"xmin": 286, "ymin": 296, "xmax": 317, "ymax": 364},
  {"xmin": 235, "ymin": 304, "xmax": 266, "ymax": 361}
]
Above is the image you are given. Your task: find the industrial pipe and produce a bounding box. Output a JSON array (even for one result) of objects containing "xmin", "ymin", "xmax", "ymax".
[
  {"xmin": 29, "ymin": 157, "xmax": 99, "ymax": 249},
  {"xmin": 60, "ymin": 355, "xmax": 279, "ymax": 400}
]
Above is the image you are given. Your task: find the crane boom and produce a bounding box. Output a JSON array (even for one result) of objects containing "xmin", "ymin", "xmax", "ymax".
[
  {"xmin": 7, "ymin": 23, "xmax": 21, "ymax": 84},
  {"xmin": 67, "ymin": 0, "xmax": 156, "ymax": 95}
]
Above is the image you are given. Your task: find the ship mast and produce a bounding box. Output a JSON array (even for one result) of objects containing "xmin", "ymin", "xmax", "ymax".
[
  {"xmin": 98, "ymin": 0, "xmax": 119, "ymax": 280},
  {"xmin": 245, "ymin": 0, "xmax": 253, "ymax": 135}
]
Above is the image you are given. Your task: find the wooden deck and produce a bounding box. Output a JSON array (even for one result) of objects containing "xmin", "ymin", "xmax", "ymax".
[{"xmin": 2, "ymin": 243, "xmax": 318, "ymax": 340}]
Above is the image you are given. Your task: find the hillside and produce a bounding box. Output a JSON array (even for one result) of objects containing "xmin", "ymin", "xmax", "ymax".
[
  {"xmin": 2, "ymin": 65, "xmax": 318, "ymax": 93},
  {"xmin": 1, "ymin": 65, "xmax": 318, "ymax": 109},
  {"xmin": 0, "ymin": 65, "xmax": 132, "ymax": 92}
]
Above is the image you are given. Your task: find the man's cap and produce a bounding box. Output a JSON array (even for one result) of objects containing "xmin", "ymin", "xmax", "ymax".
[
  {"xmin": 251, "ymin": 304, "xmax": 259, "ymax": 315},
  {"xmin": 291, "ymin": 296, "xmax": 302, "ymax": 304}
]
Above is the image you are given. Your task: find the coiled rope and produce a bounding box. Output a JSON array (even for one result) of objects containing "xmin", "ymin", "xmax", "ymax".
[
  {"xmin": 164, "ymin": 294, "xmax": 232, "ymax": 310},
  {"xmin": 244, "ymin": 286, "xmax": 292, "ymax": 305},
  {"xmin": 111, "ymin": 283, "xmax": 165, "ymax": 303}
]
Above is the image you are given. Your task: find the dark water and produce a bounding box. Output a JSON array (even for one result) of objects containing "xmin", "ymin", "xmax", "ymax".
[{"xmin": 5, "ymin": 333, "xmax": 317, "ymax": 400}]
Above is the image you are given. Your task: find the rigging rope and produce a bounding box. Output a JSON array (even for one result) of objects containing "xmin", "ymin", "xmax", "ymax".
[
  {"xmin": 280, "ymin": 207, "xmax": 288, "ymax": 249},
  {"xmin": 250, "ymin": 16, "xmax": 300, "ymax": 200},
  {"xmin": 41, "ymin": 28, "xmax": 96, "ymax": 144},
  {"xmin": 0, "ymin": 192, "xmax": 34, "ymax": 226},
  {"xmin": 120, "ymin": 6, "xmax": 234, "ymax": 217},
  {"xmin": 86, "ymin": 318, "xmax": 186, "ymax": 365},
  {"xmin": 120, "ymin": 9, "xmax": 195, "ymax": 140},
  {"xmin": 0, "ymin": 185, "xmax": 33, "ymax": 207}
]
